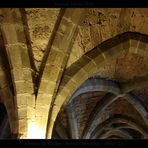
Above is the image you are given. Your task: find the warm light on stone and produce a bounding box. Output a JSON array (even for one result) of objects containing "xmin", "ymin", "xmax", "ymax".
[{"xmin": 27, "ymin": 121, "xmax": 45, "ymax": 139}]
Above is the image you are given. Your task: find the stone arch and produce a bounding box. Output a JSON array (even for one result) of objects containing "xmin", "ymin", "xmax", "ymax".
[
  {"xmin": 98, "ymin": 129, "xmax": 133, "ymax": 139},
  {"xmin": 47, "ymin": 32, "xmax": 148, "ymax": 138},
  {"xmin": 90, "ymin": 114, "xmax": 148, "ymax": 139},
  {"xmin": 57, "ymin": 78, "xmax": 147, "ymax": 138},
  {"xmin": 0, "ymin": 8, "xmax": 35, "ymax": 138},
  {"xmin": 0, "ymin": 31, "xmax": 18, "ymax": 137},
  {"xmin": 71, "ymin": 79, "xmax": 148, "ymax": 138}
]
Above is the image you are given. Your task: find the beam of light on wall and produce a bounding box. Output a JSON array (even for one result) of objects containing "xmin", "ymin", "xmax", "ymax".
[{"xmin": 27, "ymin": 121, "xmax": 45, "ymax": 139}]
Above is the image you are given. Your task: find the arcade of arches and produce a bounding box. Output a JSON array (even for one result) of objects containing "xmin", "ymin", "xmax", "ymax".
[{"xmin": 0, "ymin": 8, "xmax": 148, "ymax": 139}]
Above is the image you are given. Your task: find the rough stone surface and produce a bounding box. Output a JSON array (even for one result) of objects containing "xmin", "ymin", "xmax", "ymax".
[
  {"xmin": 96, "ymin": 51, "xmax": 148, "ymax": 82},
  {"xmin": 1, "ymin": 8, "xmax": 148, "ymax": 139},
  {"xmin": 67, "ymin": 8, "xmax": 148, "ymax": 67},
  {"xmin": 53, "ymin": 91, "xmax": 148, "ymax": 139},
  {"xmin": 133, "ymin": 87, "xmax": 148, "ymax": 110},
  {"xmin": 96, "ymin": 97, "xmax": 147, "ymax": 127},
  {"xmin": 56, "ymin": 92, "xmax": 107, "ymax": 137},
  {"xmin": 25, "ymin": 8, "xmax": 60, "ymax": 70}
]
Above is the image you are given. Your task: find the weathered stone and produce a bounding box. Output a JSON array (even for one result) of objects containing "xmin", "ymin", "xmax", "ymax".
[
  {"xmin": 38, "ymin": 80, "xmax": 49, "ymax": 93},
  {"xmin": 21, "ymin": 48, "xmax": 31, "ymax": 68},
  {"xmin": 25, "ymin": 8, "xmax": 60, "ymax": 71},
  {"xmin": 138, "ymin": 41, "xmax": 147, "ymax": 50},
  {"xmin": 35, "ymin": 105, "xmax": 49, "ymax": 117},
  {"xmin": 17, "ymin": 94, "xmax": 27, "ymax": 106},
  {"xmin": 15, "ymin": 81, "xmax": 34, "ymax": 94},
  {"xmin": 46, "ymin": 49, "xmax": 65, "ymax": 67},
  {"xmin": 129, "ymin": 39, "xmax": 139, "ymax": 48},
  {"xmin": 64, "ymin": 9, "xmax": 87, "ymax": 24},
  {"xmin": 0, "ymin": 75, "xmax": 8, "ymax": 88},
  {"xmin": 16, "ymin": 25, "xmax": 27, "ymax": 44},
  {"xmin": 18, "ymin": 107, "xmax": 27, "ymax": 119},
  {"xmin": 42, "ymin": 65, "xmax": 61, "ymax": 82},
  {"xmin": 27, "ymin": 95, "xmax": 35, "ymax": 108},
  {"xmin": 102, "ymin": 44, "xmax": 124, "ymax": 60},
  {"xmin": 23, "ymin": 69, "xmax": 32, "ymax": 81},
  {"xmin": 72, "ymin": 72, "xmax": 87, "ymax": 87},
  {"xmin": 1, "ymin": 8, "xmax": 148, "ymax": 140},
  {"xmin": 6, "ymin": 45, "xmax": 22, "ymax": 68},
  {"xmin": 52, "ymin": 32, "xmax": 68, "ymax": 50},
  {"xmin": 81, "ymin": 59, "xmax": 98, "ymax": 75},
  {"xmin": 1, "ymin": 24, "xmax": 18, "ymax": 44},
  {"xmin": 27, "ymin": 107, "xmax": 35, "ymax": 118},
  {"xmin": 58, "ymin": 17, "xmax": 74, "ymax": 36},
  {"xmin": 18, "ymin": 119, "xmax": 27, "ymax": 133},
  {"xmin": 11, "ymin": 68, "xmax": 24, "ymax": 81},
  {"xmin": 122, "ymin": 40, "xmax": 130, "ymax": 50},
  {"xmin": 92, "ymin": 54, "xmax": 106, "ymax": 69},
  {"xmin": 36, "ymin": 94, "xmax": 52, "ymax": 105}
]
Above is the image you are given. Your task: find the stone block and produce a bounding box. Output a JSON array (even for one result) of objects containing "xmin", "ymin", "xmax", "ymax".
[
  {"xmin": 17, "ymin": 94, "xmax": 27, "ymax": 106},
  {"xmin": 54, "ymin": 95, "xmax": 67, "ymax": 109},
  {"xmin": 11, "ymin": 68, "xmax": 23, "ymax": 81},
  {"xmin": 60, "ymin": 75, "xmax": 72, "ymax": 86},
  {"xmin": 36, "ymin": 93, "xmax": 52, "ymax": 105},
  {"xmin": 65, "ymin": 83, "xmax": 78, "ymax": 98},
  {"xmin": 93, "ymin": 54, "xmax": 106, "ymax": 69},
  {"xmin": 24, "ymin": 81, "xmax": 34, "ymax": 94},
  {"xmin": 76, "ymin": 55, "xmax": 91, "ymax": 68},
  {"xmin": 122, "ymin": 40, "xmax": 130, "ymax": 50},
  {"xmin": 65, "ymin": 63, "xmax": 82, "ymax": 77},
  {"xmin": 35, "ymin": 105, "xmax": 49, "ymax": 117},
  {"xmin": 43, "ymin": 65, "xmax": 61, "ymax": 82},
  {"xmin": 64, "ymin": 9, "xmax": 86, "ymax": 24},
  {"xmin": 27, "ymin": 107, "xmax": 35, "ymax": 118},
  {"xmin": 22, "ymin": 68, "xmax": 32, "ymax": 81},
  {"xmin": 129, "ymin": 47, "xmax": 137, "ymax": 54},
  {"xmin": 46, "ymin": 49, "xmax": 65, "ymax": 67},
  {"xmin": 2, "ymin": 8, "xmax": 22, "ymax": 24},
  {"xmin": 15, "ymin": 81, "xmax": 34, "ymax": 94},
  {"xmin": 11, "ymin": 9, "xmax": 23, "ymax": 24},
  {"xmin": 16, "ymin": 25, "xmax": 27, "ymax": 44},
  {"xmin": 72, "ymin": 70, "xmax": 87, "ymax": 86},
  {"xmin": 18, "ymin": 107, "xmax": 27, "ymax": 119},
  {"xmin": 21, "ymin": 48, "xmax": 31, "ymax": 68},
  {"xmin": 137, "ymin": 49, "xmax": 148, "ymax": 57},
  {"xmin": 82, "ymin": 61, "xmax": 98, "ymax": 75},
  {"xmin": 52, "ymin": 32, "xmax": 64, "ymax": 49},
  {"xmin": 38, "ymin": 79, "xmax": 49, "ymax": 93},
  {"xmin": 103, "ymin": 43, "xmax": 124, "ymax": 59},
  {"xmin": 27, "ymin": 94, "xmax": 35, "ymax": 108},
  {"xmin": 46, "ymin": 81, "xmax": 57, "ymax": 94},
  {"xmin": 6, "ymin": 45, "xmax": 22, "ymax": 68},
  {"xmin": 129, "ymin": 39, "xmax": 139, "ymax": 48},
  {"xmin": 138, "ymin": 41, "xmax": 147, "ymax": 50},
  {"xmin": 59, "ymin": 17, "xmax": 74, "ymax": 36},
  {"xmin": 35, "ymin": 117, "xmax": 48, "ymax": 133},
  {"xmin": 85, "ymin": 47, "xmax": 102, "ymax": 60},
  {"xmin": 1, "ymin": 24, "xmax": 18, "ymax": 44},
  {"xmin": 18, "ymin": 118, "xmax": 27, "ymax": 133}
]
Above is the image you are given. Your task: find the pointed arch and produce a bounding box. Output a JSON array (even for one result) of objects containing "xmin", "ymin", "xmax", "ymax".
[
  {"xmin": 98, "ymin": 129, "xmax": 133, "ymax": 139},
  {"xmin": 0, "ymin": 8, "xmax": 35, "ymax": 138},
  {"xmin": 90, "ymin": 114, "xmax": 148, "ymax": 139},
  {"xmin": 47, "ymin": 32, "xmax": 148, "ymax": 138}
]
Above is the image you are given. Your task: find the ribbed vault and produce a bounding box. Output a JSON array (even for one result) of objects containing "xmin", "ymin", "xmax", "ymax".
[
  {"xmin": 52, "ymin": 78, "xmax": 148, "ymax": 139},
  {"xmin": 0, "ymin": 8, "xmax": 148, "ymax": 139}
]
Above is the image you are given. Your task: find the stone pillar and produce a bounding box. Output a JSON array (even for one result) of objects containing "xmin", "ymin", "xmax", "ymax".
[{"xmin": 0, "ymin": 8, "xmax": 35, "ymax": 138}]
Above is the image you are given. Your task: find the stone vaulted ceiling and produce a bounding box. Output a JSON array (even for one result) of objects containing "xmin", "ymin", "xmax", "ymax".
[{"xmin": 0, "ymin": 8, "xmax": 148, "ymax": 139}]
